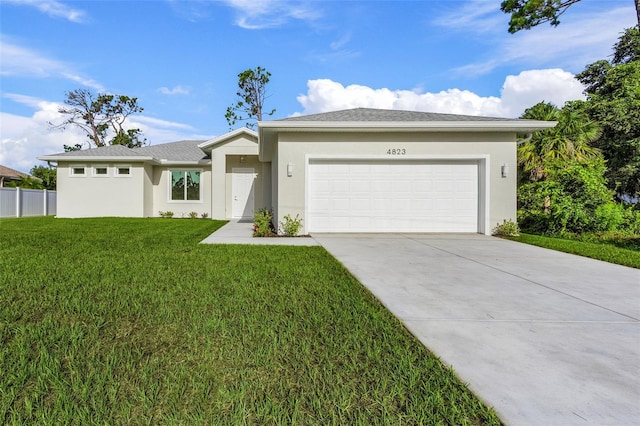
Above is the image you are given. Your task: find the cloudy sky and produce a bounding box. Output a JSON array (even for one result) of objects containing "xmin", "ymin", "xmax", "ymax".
[{"xmin": 0, "ymin": 0, "xmax": 636, "ymax": 172}]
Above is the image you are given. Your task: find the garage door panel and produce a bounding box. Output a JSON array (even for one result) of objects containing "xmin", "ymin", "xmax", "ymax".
[{"xmin": 308, "ymin": 160, "xmax": 478, "ymax": 233}]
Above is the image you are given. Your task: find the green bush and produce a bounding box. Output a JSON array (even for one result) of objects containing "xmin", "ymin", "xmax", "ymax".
[
  {"xmin": 492, "ymin": 219, "xmax": 520, "ymax": 236},
  {"xmin": 158, "ymin": 211, "xmax": 174, "ymax": 218},
  {"xmin": 517, "ymin": 158, "xmax": 637, "ymax": 234},
  {"xmin": 279, "ymin": 214, "xmax": 303, "ymax": 236},
  {"xmin": 253, "ymin": 208, "xmax": 275, "ymax": 237}
]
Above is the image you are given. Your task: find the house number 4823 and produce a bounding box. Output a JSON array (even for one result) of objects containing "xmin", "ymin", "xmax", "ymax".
[{"xmin": 387, "ymin": 148, "xmax": 406, "ymax": 155}]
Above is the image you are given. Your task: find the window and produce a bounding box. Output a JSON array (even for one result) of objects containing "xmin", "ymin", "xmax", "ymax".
[
  {"xmin": 93, "ymin": 165, "xmax": 109, "ymax": 176},
  {"xmin": 70, "ymin": 166, "xmax": 86, "ymax": 176},
  {"xmin": 116, "ymin": 166, "xmax": 131, "ymax": 177},
  {"xmin": 171, "ymin": 170, "xmax": 201, "ymax": 201}
]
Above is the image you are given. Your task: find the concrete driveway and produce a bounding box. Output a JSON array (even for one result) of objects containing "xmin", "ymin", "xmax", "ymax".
[{"xmin": 313, "ymin": 233, "xmax": 640, "ymax": 426}]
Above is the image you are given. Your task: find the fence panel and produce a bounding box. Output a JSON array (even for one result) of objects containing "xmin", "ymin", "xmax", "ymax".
[
  {"xmin": 46, "ymin": 191, "xmax": 57, "ymax": 216},
  {"xmin": 21, "ymin": 189, "xmax": 45, "ymax": 217},
  {"xmin": 0, "ymin": 187, "xmax": 57, "ymax": 218},
  {"xmin": 0, "ymin": 188, "xmax": 17, "ymax": 218}
]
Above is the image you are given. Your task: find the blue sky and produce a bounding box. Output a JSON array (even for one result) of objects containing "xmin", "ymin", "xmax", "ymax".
[{"xmin": 0, "ymin": 0, "xmax": 636, "ymax": 172}]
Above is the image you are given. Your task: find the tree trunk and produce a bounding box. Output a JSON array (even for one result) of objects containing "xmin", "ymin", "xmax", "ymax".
[{"xmin": 636, "ymin": 0, "xmax": 640, "ymax": 27}]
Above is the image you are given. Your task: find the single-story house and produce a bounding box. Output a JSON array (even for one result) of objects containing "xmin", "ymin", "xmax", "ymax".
[
  {"xmin": 38, "ymin": 108, "xmax": 555, "ymax": 234},
  {"xmin": 0, "ymin": 165, "xmax": 37, "ymax": 187}
]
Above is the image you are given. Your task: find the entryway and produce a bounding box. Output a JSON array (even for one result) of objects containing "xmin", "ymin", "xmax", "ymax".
[{"xmin": 231, "ymin": 168, "xmax": 255, "ymax": 219}]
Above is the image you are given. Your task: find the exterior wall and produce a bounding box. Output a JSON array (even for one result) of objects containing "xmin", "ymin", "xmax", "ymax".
[
  {"xmin": 208, "ymin": 135, "xmax": 259, "ymax": 219},
  {"xmin": 143, "ymin": 163, "xmax": 154, "ymax": 217},
  {"xmin": 56, "ymin": 162, "xmax": 147, "ymax": 218},
  {"xmin": 152, "ymin": 166, "xmax": 212, "ymax": 218},
  {"xmin": 272, "ymin": 132, "xmax": 517, "ymax": 234}
]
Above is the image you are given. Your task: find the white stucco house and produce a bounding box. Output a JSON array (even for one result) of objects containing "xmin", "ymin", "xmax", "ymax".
[{"xmin": 38, "ymin": 108, "xmax": 555, "ymax": 234}]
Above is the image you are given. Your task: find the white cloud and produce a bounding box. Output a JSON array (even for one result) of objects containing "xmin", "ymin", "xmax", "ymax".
[
  {"xmin": 0, "ymin": 94, "xmax": 209, "ymax": 172},
  {"xmin": 437, "ymin": 3, "xmax": 636, "ymax": 76},
  {"xmin": 222, "ymin": 0, "xmax": 321, "ymax": 29},
  {"xmin": 0, "ymin": 38, "xmax": 104, "ymax": 91},
  {"xmin": 295, "ymin": 69, "xmax": 585, "ymax": 118},
  {"xmin": 157, "ymin": 85, "xmax": 190, "ymax": 95},
  {"xmin": 3, "ymin": 0, "xmax": 87, "ymax": 23}
]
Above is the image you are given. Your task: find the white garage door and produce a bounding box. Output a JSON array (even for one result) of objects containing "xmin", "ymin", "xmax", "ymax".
[{"xmin": 308, "ymin": 160, "xmax": 479, "ymax": 233}]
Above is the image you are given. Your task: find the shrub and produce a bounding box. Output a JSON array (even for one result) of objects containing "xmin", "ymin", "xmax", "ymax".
[
  {"xmin": 279, "ymin": 214, "xmax": 303, "ymax": 236},
  {"xmin": 188, "ymin": 211, "xmax": 198, "ymax": 219},
  {"xmin": 158, "ymin": 211, "xmax": 174, "ymax": 218},
  {"xmin": 201, "ymin": 212, "xmax": 209, "ymax": 219},
  {"xmin": 492, "ymin": 219, "xmax": 520, "ymax": 236},
  {"xmin": 253, "ymin": 208, "xmax": 275, "ymax": 237}
]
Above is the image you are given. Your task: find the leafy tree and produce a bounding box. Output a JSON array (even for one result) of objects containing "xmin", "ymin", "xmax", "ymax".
[
  {"xmin": 517, "ymin": 158, "xmax": 632, "ymax": 234},
  {"xmin": 6, "ymin": 176, "xmax": 44, "ymax": 190},
  {"xmin": 50, "ymin": 88, "xmax": 146, "ymax": 150},
  {"xmin": 30, "ymin": 165, "xmax": 57, "ymax": 190},
  {"xmin": 225, "ymin": 66, "xmax": 275, "ymax": 129},
  {"xmin": 518, "ymin": 101, "xmax": 601, "ymax": 183},
  {"xmin": 501, "ymin": 0, "xmax": 640, "ymax": 33},
  {"xmin": 576, "ymin": 27, "xmax": 640, "ymax": 201}
]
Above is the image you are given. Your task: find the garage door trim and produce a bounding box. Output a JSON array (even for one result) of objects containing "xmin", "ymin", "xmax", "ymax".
[{"xmin": 305, "ymin": 154, "xmax": 490, "ymax": 234}]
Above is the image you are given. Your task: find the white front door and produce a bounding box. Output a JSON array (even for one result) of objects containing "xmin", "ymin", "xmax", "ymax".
[{"xmin": 232, "ymin": 168, "xmax": 255, "ymax": 218}]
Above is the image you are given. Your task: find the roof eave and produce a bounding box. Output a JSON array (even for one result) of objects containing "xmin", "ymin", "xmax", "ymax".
[
  {"xmin": 157, "ymin": 159, "xmax": 212, "ymax": 166},
  {"xmin": 198, "ymin": 128, "xmax": 258, "ymax": 153},
  {"xmin": 37, "ymin": 155, "xmax": 155, "ymax": 162},
  {"xmin": 258, "ymin": 120, "xmax": 557, "ymax": 132}
]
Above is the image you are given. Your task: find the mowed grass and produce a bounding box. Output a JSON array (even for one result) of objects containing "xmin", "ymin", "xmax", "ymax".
[
  {"xmin": 0, "ymin": 217, "xmax": 500, "ymax": 425},
  {"xmin": 509, "ymin": 233, "xmax": 640, "ymax": 269}
]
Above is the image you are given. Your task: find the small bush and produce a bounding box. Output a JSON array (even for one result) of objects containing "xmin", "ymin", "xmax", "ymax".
[
  {"xmin": 279, "ymin": 214, "xmax": 303, "ymax": 236},
  {"xmin": 201, "ymin": 212, "xmax": 209, "ymax": 219},
  {"xmin": 253, "ymin": 208, "xmax": 275, "ymax": 237},
  {"xmin": 188, "ymin": 211, "xmax": 198, "ymax": 219},
  {"xmin": 492, "ymin": 219, "xmax": 520, "ymax": 236},
  {"xmin": 159, "ymin": 211, "xmax": 174, "ymax": 218}
]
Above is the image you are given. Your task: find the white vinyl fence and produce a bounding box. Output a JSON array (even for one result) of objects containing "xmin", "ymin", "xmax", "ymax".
[{"xmin": 0, "ymin": 187, "xmax": 57, "ymax": 218}]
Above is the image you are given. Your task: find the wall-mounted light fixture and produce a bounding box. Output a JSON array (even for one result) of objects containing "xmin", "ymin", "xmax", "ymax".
[
  {"xmin": 501, "ymin": 163, "xmax": 509, "ymax": 178},
  {"xmin": 287, "ymin": 162, "xmax": 293, "ymax": 177},
  {"xmin": 240, "ymin": 155, "xmax": 246, "ymax": 164}
]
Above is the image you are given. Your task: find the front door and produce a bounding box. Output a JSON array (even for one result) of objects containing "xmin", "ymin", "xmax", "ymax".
[{"xmin": 232, "ymin": 168, "xmax": 255, "ymax": 218}]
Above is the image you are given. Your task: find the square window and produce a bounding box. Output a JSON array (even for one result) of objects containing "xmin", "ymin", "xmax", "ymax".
[
  {"xmin": 71, "ymin": 166, "xmax": 85, "ymax": 176},
  {"xmin": 94, "ymin": 166, "xmax": 108, "ymax": 176},
  {"xmin": 170, "ymin": 170, "xmax": 201, "ymax": 201}
]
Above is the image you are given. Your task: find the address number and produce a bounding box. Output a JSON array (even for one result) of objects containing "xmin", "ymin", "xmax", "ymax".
[{"xmin": 387, "ymin": 148, "xmax": 406, "ymax": 155}]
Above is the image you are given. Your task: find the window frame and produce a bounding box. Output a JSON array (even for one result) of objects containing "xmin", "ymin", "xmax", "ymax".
[
  {"xmin": 92, "ymin": 165, "xmax": 109, "ymax": 177},
  {"xmin": 115, "ymin": 165, "xmax": 132, "ymax": 177},
  {"xmin": 168, "ymin": 169, "xmax": 203, "ymax": 203},
  {"xmin": 69, "ymin": 165, "xmax": 86, "ymax": 177}
]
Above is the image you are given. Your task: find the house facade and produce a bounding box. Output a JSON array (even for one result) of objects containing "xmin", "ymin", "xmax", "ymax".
[{"xmin": 39, "ymin": 108, "xmax": 555, "ymax": 234}]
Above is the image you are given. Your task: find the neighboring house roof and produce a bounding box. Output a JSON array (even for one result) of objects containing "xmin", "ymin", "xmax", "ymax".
[
  {"xmin": 38, "ymin": 140, "xmax": 208, "ymax": 164},
  {"xmin": 0, "ymin": 165, "xmax": 31, "ymax": 179}
]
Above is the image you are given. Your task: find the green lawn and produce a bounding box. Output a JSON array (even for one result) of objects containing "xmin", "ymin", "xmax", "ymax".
[
  {"xmin": 508, "ymin": 233, "xmax": 640, "ymax": 269},
  {"xmin": 0, "ymin": 217, "xmax": 500, "ymax": 425}
]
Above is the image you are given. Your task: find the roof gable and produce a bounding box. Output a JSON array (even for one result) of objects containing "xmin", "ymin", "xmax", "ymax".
[{"xmin": 198, "ymin": 128, "xmax": 258, "ymax": 152}]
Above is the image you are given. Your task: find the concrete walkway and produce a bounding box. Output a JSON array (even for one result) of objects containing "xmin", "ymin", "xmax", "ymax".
[
  {"xmin": 313, "ymin": 233, "xmax": 640, "ymax": 426},
  {"xmin": 200, "ymin": 219, "xmax": 319, "ymax": 245}
]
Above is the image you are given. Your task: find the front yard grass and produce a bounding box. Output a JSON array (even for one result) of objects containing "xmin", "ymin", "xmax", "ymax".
[
  {"xmin": 0, "ymin": 217, "xmax": 500, "ymax": 425},
  {"xmin": 509, "ymin": 233, "xmax": 640, "ymax": 269}
]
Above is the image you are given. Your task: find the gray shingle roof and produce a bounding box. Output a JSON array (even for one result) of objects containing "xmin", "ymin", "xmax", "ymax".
[
  {"xmin": 136, "ymin": 140, "xmax": 208, "ymax": 161},
  {"xmin": 42, "ymin": 140, "xmax": 209, "ymax": 162},
  {"xmin": 280, "ymin": 108, "xmax": 517, "ymax": 122}
]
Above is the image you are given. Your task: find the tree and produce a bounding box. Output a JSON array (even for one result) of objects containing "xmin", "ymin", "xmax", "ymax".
[
  {"xmin": 30, "ymin": 165, "xmax": 57, "ymax": 190},
  {"xmin": 518, "ymin": 101, "xmax": 601, "ymax": 183},
  {"xmin": 225, "ymin": 66, "xmax": 275, "ymax": 130},
  {"xmin": 501, "ymin": 0, "xmax": 640, "ymax": 33},
  {"xmin": 50, "ymin": 89, "xmax": 146, "ymax": 150},
  {"xmin": 576, "ymin": 27, "xmax": 640, "ymax": 201},
  {"xmin": 6, "ymin": 176, "xmax": 44, "ymax": 190}
]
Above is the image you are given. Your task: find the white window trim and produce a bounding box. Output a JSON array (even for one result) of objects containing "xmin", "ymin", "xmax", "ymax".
[
  {"xmin": 69, "ymin": 165, "xmax": 86, "ymax": 177},
  {"xmin": 168, "ymin": 169, "xmax": 203, "ymax": 203},
  {"xmin": 115, "ymin": 164, "xmax": 132, "ymax": 177},
  {"xmin": 92, "ymin": 165, "xmax": 110, "ymax": 177}
]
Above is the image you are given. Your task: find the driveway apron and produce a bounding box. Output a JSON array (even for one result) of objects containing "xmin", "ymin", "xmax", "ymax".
[{"xmin": 313, "ymin": 233, "xmax": 640, "ymax": 426}]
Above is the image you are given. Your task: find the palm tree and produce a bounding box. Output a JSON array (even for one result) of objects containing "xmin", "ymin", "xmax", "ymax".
[{"xmin": 518, "ymin": 102, "xmax": 602, "ymax": 182}]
